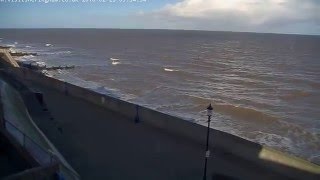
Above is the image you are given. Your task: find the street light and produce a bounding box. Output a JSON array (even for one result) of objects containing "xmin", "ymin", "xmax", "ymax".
[{"xmin": 203, "ymin": 103, "xmax": 213, "ymax": 180}]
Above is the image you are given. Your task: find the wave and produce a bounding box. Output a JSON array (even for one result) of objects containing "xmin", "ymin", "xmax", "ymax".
[
  {"xmin": 280, "ymin": 90, "xmax": 311, "ymax": 101},
  {"xmin": 14, "ymin": 42, "xmax": 18, "ymax": 45},
  {"xmin": 40, "ymin": 51, "xmax": 72, "ymax": 55},
  {"xmin": 45, "ymin": 43, "xmax": 53, "ymax": 47},
  {"xmin": 35, "ymin": 61, "xmax": 46, "ymax": 67},
  {"xmin": 94, "ymin": 86, "xmax": 136, "ymax": 101},
  {"xmin": 41, "ymin": 70, "xmax": 53, "ymax": 77},
  {"xmin": 164, "ymin": 68, "xmax": 179, "ymax": 72},
  {"xmin": 110, "ymin": 57, "xmax": 120, "ymax": 65},
  {"xmin": 213, "ymin": 104, "xmax": 277, "ymax": 123},
  {"xmin": 6, "ymin": 44, "xmax": 15, "ymax": 48},
  {"xmin": 17, "ymin": 57, "xmax": 46, "ymax": 68},
  {"xmin": 25, "ymin": 45, "xmax": 32, "ymax": 48},
  {"xmin": 252, "ymin": 131, "xmax": 295, "ymax": 151},
  {"xmin": 309, "ymin": 154, "xmax": 320, "ymax": 164},
  {"xmin": 112, "ymin": 62, "xmax": 120, "ymax": 65},
  {"xmin": 24, "ymin": 55, "xmax": 35, "ymax": 58},
  {"xmin": 279, "ymin": 121, "xmax": 320, "ymax": 145},
  {"xmin": 185, "ymin": 94, "xmax": 212, "ymax": 105},
  {"xmin": 110, "ymin": 58, "xmax": 120, "ymax": 61},
  {"xmin": 16, "ymin": 55, "xmax": 36, "ymax": 61}
]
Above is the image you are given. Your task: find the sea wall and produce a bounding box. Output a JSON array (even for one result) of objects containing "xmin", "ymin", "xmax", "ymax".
[
  {"xmin": 3, "ymin": 66, "xmax": 320, "ymax": 179},
  {"xmin": 6, "ymin": 67, "xmax": 258, "ymax": 152}
]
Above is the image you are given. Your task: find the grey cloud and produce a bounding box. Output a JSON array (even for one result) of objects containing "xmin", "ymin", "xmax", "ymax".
[{"xmin": 139, "ymin": 0, "xmax": 320, "ymax": 35}]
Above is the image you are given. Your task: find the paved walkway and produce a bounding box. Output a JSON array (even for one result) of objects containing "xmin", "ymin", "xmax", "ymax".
[{"xmin": 25, "ymin": 80, "xmax": 293, "ymax": 180}]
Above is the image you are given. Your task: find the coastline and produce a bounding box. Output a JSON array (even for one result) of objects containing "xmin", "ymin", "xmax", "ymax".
[{"xmin": 0, "ymin": 48, "xmax": 319, "ymax": 179}]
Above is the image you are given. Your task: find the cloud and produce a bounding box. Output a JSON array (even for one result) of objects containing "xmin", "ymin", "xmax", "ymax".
[{"xmin": 140, "ymin": 0, "xmax": 320, "ymax": 34}]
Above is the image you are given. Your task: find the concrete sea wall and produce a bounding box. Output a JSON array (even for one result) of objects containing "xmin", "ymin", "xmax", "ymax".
[{"xmin": 3, "ymin": 66, "xmax": 320, "ymax": 179}]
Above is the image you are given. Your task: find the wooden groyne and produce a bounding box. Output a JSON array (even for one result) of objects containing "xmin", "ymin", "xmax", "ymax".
[
  {"xmin": 0, "ymin": 45, "xmax": 12, "ymax": 49},
  {"xmin": 0, "ymin": 47, "xmax": 74, "ymax": 71},
  {"xmin": 17, "ymin": 61, "xmax": 75, "ymax": 71},
  {"xmin": 10, "ymin": 52, "xmax": 38, "ymax": 57},
  {"xmin": 0, "ymin": 46, "xmax": 38, "ymax": 56}
]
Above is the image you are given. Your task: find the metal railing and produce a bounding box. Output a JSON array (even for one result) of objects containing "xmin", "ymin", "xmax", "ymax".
[
  {"xmin": 0, "ymin": 74, "xmax": 80, "ymax": 179},
  {"xmin": 3, "ymin": 119, "xmax": 58, "ymax": 165},
  {"xmin": 3, "ymin": 119, "xmax": 80, "ymax": 179}
]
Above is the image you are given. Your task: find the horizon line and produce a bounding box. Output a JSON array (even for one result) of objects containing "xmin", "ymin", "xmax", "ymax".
[{"xmin": 0, "ymin": 27, "xmax": 319, "ymax": 36}]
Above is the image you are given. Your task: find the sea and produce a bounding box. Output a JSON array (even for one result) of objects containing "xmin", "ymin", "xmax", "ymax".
[{"xmin": 0, "ymin": 29, "xmax": 319, "ymax": 164}]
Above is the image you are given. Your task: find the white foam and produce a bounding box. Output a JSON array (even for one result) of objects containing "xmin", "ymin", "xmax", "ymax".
[
  {"xmin": 15, "ymin": 54, "xmax": 37, "ymax": 62},
  {"xmin": 254, "ymin": 131, "xmax": 294, "ymax": 152},
  {"xmin": 41, "ymin": 70, "xmax": 53, "ymax": 77},
  {"xmin": 41, "ymin": 51, "xmax": 71, "ymax": 55},
  {"xmin": 110, "ymin": 58, "xmax": 120, "ymax": 61},
  {"xmin": 35, "ymin": 61, "xmax": 46, "ymax": 67},
  {"xmin": 308, "ymin": 154, "xmax": 320, "ymax": 163},
  {"xmin": 112, "ymin": 61, "xmax": 120, "ymax": 65},
  {"xmin": 9, "ymin": 48, "xmax": 16, "ymax": 53},
  {"xmin": 24, "ymin": 55, "xmax": 35, "ymax": 58},
  {"xmin": 25, "ymin": 45, "xmax": 32, "ymax": 48},
  {"xmin": 164, "ymin": 68, "xmax": 179, "ymax": 72},
  {"xmin": 110, "ymin": 57, "xmax": 120, "ymax": 65},
  {"xmin": 45, "ymin": 43, "xmax": 53, "ymax": 47}
]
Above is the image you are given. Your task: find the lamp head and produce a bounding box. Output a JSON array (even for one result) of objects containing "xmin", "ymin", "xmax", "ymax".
[{"xmin": 207, "ymin": 103, "xmax": 213, "ymax": 116}]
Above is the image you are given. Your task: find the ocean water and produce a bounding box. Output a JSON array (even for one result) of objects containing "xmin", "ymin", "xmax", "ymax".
[{"xmin": 1, "ymin": 29, "xmax": 319, "ymax": 164}]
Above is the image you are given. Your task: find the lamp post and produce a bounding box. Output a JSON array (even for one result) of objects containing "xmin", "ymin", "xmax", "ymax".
[{"xmin": 203, "ymin": 103, "xmax": 213, "ymax": 180}]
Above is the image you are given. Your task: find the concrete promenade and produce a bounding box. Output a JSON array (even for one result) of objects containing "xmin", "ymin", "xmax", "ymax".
[{"xmin": 25, "ymin": 81, "xmax": 281, "ymax": 179}]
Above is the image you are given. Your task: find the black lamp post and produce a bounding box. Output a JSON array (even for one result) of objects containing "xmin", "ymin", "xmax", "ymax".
[{"xmin": 203, "ymin": 103, "xmax": 213, "ymax": 180}]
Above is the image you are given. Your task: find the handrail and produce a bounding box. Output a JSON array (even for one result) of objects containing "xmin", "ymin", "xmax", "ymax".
[
  {"xmin": 4, "ymin": 119, "xmax": 58, "ymax": 164},
  {"xmin": 4, "ymin": 163, "xmax": 59, "ymax": 180},
  {"xmin": 3, "ymin": 119, "xmax": 80, "ymax": 179},
  {"xmin": 0, "ymin": 71, "xmax": 80, "ymax": 179}
]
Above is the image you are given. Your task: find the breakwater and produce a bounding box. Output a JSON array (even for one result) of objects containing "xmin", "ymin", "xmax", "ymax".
[
  {"xmin": 2, "ymin": 65, "xmax": 319, "ymax": 179},
  {"xmin": 17, "ymin": 61, "xmax": 75, "ymax": 71}
]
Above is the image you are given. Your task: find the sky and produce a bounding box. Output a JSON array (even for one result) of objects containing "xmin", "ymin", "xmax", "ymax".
[{"xmin": 0, "ymin": 0, "xmax": 319, "ymax": 35}]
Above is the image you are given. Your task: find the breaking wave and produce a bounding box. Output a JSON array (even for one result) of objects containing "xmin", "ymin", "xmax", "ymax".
[
  {"xmin": 164, "ymin": 68, "xmax": 179, "ymax": 72},
  {"xmin": 213, "ymin": 104, "xmax": 277, "ymax": 123},
  {"xmin": 40, "ymin": 51, "xmax": 72, "ymax": 55},
  {"xmin": 253, "ymin": 131, "xmax": 294, "ymax": 151}
]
